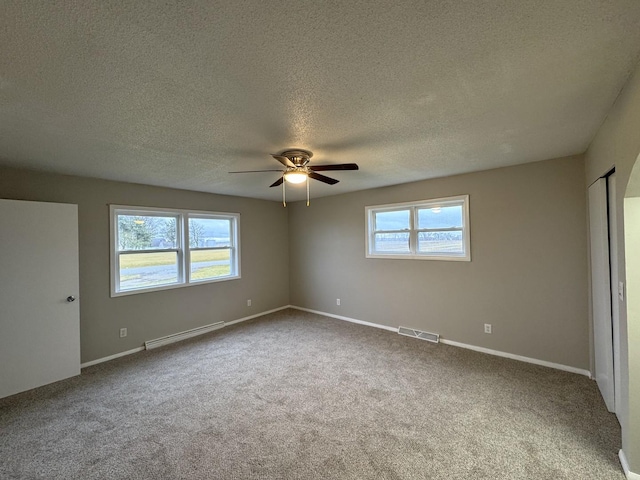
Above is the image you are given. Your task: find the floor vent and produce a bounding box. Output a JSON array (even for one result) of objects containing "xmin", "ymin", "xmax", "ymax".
[
  {"xmin": 145, "ymin": 321, "xmax": 225, "ymax": 350},
  {"xmin": 398, "ymin": 326, "xmax": 440, "ymax": 343}
]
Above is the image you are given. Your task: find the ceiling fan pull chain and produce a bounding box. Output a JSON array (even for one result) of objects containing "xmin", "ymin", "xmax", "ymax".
[
  {"xmin": 306, "ymin": 176, "xmax": 310, "ymax": 207},
  {"xmin": 282, "ymin": 177, "xmax": 286, "ymax": 207}
]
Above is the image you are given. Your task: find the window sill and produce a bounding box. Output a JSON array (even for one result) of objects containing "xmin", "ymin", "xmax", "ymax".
[
  {"xmin": 111, "ymin": 274, "xmax": 241, "ymax": 297},
  {"xmin": 366, "ymin": 253, "xmax": 470, "ymax": 262}
]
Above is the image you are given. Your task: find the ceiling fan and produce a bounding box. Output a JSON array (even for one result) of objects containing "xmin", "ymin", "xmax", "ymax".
[{"xmin": 229, "ymin": 149, "xmax": 359, "ymax": 206}]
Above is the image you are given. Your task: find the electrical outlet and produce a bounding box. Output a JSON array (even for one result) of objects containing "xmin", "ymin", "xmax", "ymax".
[
  {"xmin": 119, "ymin": 328, "xmax": 127, "ymax": 338},
  {"xmin": 247, "ymin": 299, "xmax": 252, "ymax": 307},
  {"xmin": 484, "ymin": 324, "xmax": 492, "ymax": 334},
  {"xmin": 336, "ymin": 298, "xmax": 341, "ymax": 306}
]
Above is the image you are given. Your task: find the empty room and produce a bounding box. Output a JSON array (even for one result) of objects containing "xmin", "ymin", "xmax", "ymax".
[{"xmin": 1, "ymin": 1, "xmax": 640, "ymax": 479}]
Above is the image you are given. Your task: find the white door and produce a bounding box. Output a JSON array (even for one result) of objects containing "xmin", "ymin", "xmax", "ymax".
[
  {"xmin": 607, "ymin": 173, "xmax": 622, "ymax": 418},
  {"xmin": 0, "ymin": 199, "xmax": 80, "ymax": 399},
  {"xmin": 589, "ymin": 178, "xmax": 615, "ymax": 412}
]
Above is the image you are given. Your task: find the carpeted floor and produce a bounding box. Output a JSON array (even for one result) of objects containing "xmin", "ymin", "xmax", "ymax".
[{"xmin": 0, "ymin": 309, "xmax": 623, "ymax": 479}]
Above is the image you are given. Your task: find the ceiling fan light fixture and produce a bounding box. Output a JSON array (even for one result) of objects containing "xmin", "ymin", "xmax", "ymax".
[
  {"xmin": 284, "ymin": 171, "xmax": 307, "ymax": 184},
  {"xmin": 229, "ymin": 149, "xmax": 358, "ymax": 203}
]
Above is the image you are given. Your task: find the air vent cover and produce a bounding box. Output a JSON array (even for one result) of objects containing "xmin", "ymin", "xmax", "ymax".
[{"xmin": 398, "ymin": 326, "xmax": 440, "ymax": 343}]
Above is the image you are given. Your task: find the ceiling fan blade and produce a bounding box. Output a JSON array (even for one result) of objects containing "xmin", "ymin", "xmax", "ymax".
[
  {"xmin": 308, "ymin": 163, "xmax": 359, "ymax": 171},
  {"xmin": 229, "ymin": 169, "xmax": 284, "ymax": 173},
  {"xmin": 308, "ymin": 171, "xmax": 339, "ymax": 185},
  {"xmin": 269, "ymin": 177, "xmax": 284, "ymax": 188},
  {"xmin": 271, "ymin": 155, "xmax": 295, "ymax": 167}
]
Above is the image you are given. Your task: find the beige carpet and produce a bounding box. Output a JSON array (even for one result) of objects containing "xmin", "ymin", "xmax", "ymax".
[{"xmin": 0, "ymin": 309, "xmax": 623, "ymax": 479}]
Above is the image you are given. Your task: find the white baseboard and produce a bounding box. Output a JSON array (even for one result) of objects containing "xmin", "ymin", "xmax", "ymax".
[
  {"xmin": 439, "ymin": 338, "xmax": 591, "ymax": 377},
  {"xmin": 81, "ymin": 305, "xmax": 290, "ymax": 368},
  {"xmin": 81, "ymin": 347, "xmax": 145, "ymax": 368},
  {"xmin": 224, "ymin": 305, "xmax": 291, "ymax": 326},
  {"xmin": 290, "ymin": 306, "xmax": 591, "ymax": 378},
  {"xmin": 290, "ymin": 306, "xmax": 398, "ymax": 332},
  {"xmin": 620, "ymin": 450, "xmax": 640, "ymax": 479}
]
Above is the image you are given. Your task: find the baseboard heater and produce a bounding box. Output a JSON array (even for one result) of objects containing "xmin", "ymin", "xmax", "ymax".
[
  {"xmin": 145, "ymin": 321, "xmax": 225, "ymax": 350},
  {"xmin": 398, "ymin": 326, "xmax": 440, "ymax": 343}
]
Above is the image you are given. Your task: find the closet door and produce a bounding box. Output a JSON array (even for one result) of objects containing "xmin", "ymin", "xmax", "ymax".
[
  {"xmin": 588, "ymin": 179, "xmax": 615, "ymax": 412},
  {"xmin": 0, "ymin": 199, "xmax": 80, "ymax": 399}
]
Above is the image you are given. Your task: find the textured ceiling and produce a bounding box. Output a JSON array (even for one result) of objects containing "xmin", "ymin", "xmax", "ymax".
[{"xmin": 1, "ymin": 1, "xmax": 640, "ymax": 202}]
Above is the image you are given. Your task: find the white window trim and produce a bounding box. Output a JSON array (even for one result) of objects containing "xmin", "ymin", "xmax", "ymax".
[
  {"xmin": 109, "ymin": 205, "xmax": 241, "ymax": 297},
  {"xmin": 365, "ymin": 194, "xmax": 470, "ymax": 261}
]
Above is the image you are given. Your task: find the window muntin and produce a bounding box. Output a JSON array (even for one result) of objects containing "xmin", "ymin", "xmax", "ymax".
[
  {"xmin": 110, "ymin": 206, "xmax": 240, "ymax": 296},
  {"xmin": 366, "ymin": 195, "xmax": 470, "ymax": 261}
]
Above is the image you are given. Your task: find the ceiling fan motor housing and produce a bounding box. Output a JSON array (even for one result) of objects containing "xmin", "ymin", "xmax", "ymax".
[{"xmin": 280, "ymin": 149, "xmax": 313, "ymax": 167}]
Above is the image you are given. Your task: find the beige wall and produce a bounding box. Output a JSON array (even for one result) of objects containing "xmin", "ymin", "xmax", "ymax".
[
  {"xmin": 585, "ymin": 60, "xmax": 640, "ymax": 473},
  {"xmin": 0, "ymin": 167, "xmax": 290, "ymax": 363},
  {"xmin": 289, "ymin": 155, "xmax": 589, "ymax": 369}
]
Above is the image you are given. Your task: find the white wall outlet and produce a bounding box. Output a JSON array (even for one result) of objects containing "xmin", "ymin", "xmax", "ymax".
[
  {"xmin": 336, "ymin": 298, "xmax": 341, "ymax": 306},
  {"xmin": 619, "ymin": 282, "xmax": 625, "ymax": 301},
  {"xmin": 119, "ymin": 328, "xmax": 127, "ymax": 338},
  {"xmin": 484, "ymin": 324, "xmax": 492, "ymax": 334},
  {"xmin": 247, "ymin": 299, "xmax": 252, "ymax": 307}
]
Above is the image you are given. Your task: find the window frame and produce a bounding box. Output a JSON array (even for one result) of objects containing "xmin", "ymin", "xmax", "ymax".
[
  {"xmin": 365, "ymin": 195, "xmax": 470, "ymax": 261},
  {"xmin": 186, "ymin": 213, "xmax": 238, "ymax": 285},
  {"xmin": 110, "ymin": 205, "xmax": 241, "ymax": 297}
]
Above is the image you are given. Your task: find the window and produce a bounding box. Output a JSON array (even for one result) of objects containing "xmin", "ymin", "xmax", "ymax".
[
  {"xmin": 365, "ymin": 195, "xmax": 470, "ymax": 261},
  {"xmin": 110, "ymin": 205, "xmax": 240, "ymax": 296}
]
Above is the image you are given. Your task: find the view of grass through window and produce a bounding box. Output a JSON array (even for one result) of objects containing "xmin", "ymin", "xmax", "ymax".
[
  {"xmin": 116, "ymin": 213, "xmax": 233, "ymax": 291},
  {"xmin": 119, "ymin": 250, "xmax": 231, "ymax": 290},
  {"xmin": 367, "ymin": 196, "xmax": 469, "ymax": 260},
  {"xmin": 190, "ymin": 249, "xmax": 231, "ymax": 280},
  {"xmin": 119, "ymin": 252, "xmax": 179, "ymax": 290}
]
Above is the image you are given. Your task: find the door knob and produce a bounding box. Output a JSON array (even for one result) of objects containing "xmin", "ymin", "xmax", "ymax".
[{"xmin": 66, "ymin": 295, "xmax": 76, "ymax": 302}]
